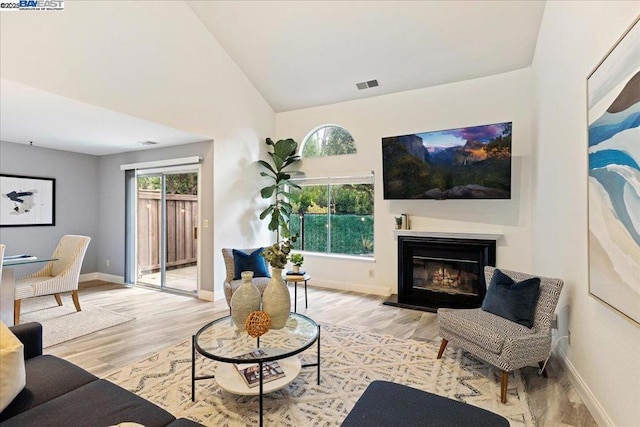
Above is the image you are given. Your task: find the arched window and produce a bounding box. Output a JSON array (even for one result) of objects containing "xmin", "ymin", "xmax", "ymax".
[{"xmin": 300, "ymin": 125, "xmax": 357, "ymax": 158}]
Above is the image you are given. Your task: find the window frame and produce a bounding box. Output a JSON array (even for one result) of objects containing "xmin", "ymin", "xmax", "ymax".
[
  {"xmin": 299, "ymin": 124, "xmax": 357, "ymax": 158},
  {"xmin": 289, "ymin": 172, "xmax": 374, "ymax": 258}
]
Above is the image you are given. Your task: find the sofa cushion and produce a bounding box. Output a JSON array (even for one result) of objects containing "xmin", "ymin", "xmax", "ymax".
[
  {"xmin": 481, "ymin": 269, "xmax": 541, "ymax": 328},
  {"xmin": 167, "ymin": 418, "xmax": 205, "ymax": 427},
  {"xmin": 437, "ymin": 308, "xmax": 535, "ymax": 354},
  {"xmin": 232, "ymin": 248, "xmax": 270, "ymax": 280},
  {"xmin": 1, "ymin": 379, "xmax": 176, "ymax": 427},
  {"xmin": 341, "ymin": 380, "xmax": 509, "ymax": 427},
  {"xmin": 0, "ymin": 322, "xmax": 26, "ymax": 412},
  {"xmin": 8, "ymin": 322, "xmax": 43, "ymax": 360},
  {"xmin": 0, "ymin": 355, "xmax": 98, "ymax": 421}
]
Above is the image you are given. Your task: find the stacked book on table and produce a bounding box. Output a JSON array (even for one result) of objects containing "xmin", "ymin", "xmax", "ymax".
[
  {"xmin": 285, "ymin": 270, "xmax": 305, "ymax": 279},
  {"xmin": 234, "ymin": 349, "xmax": 285, "ymax": 388}
]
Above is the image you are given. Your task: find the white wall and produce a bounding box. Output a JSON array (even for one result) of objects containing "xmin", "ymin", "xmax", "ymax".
[
  {"xmin": 276, "ymin": 69, "xmax": 534, "ymax": 296},
  {"xmin": 531, "ymin": 2, "xmax": 640, "ymax": 426},
  {"xmin": 0, "ymin": 2, "xmax": 270, "ymax": 139},
  {"xmin": 0, "ymin": 1, "xmax": 276, "ymax": 301}
]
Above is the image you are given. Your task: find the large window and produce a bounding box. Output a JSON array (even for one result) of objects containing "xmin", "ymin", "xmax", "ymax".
[
  {"xmin": 289, "ymin": 174, "xmax": 374, "ymax": 257},
  {"xmin": 301, "ymin": 125, "xmax": 357, "ymax": 158}
]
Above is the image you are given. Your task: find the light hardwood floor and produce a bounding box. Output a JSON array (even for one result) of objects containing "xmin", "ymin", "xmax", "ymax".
[{"xmin": 48, "ymin": 281, "xmax": 597, "ymax": 427}]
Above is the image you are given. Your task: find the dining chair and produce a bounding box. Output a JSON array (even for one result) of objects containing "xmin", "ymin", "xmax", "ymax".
[{"xmin": 14, "ymin": 235, "xmax": 91, "ymax": 325}]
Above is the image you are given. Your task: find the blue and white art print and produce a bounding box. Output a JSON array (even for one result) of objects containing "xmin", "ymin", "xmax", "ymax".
[
  {"xmin": 587, "ymin": 17, "xmax": 640, "ymax": 326},
  {"xmin": 0, "ymin": 174, "xmax": 55, "ymax": 227}
]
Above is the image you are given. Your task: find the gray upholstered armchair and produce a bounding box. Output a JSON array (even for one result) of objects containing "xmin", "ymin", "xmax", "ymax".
[
  {"xmin": 437, "ymin": 266, "xmax": 563, "ymax": 403},
  {"xmin": 221, "ymin": 248, "xmax": 270, "ymax": 309}
]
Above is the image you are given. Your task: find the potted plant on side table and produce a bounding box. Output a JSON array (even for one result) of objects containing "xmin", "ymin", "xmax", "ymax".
[{"xmin": 289, "ymin": 253, "xmax": 304, "ymax": 274}]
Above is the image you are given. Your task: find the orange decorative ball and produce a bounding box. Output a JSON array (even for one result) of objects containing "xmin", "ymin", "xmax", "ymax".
[{"xmin": 245, "ymin": 311, "xmax": 271, "ymax": 338}]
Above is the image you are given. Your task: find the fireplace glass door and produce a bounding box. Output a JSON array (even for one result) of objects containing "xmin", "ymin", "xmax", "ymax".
[
  {"xmin": 412, "ymin": 256, "xmax": 479, "ymax": 297},
  {"xmin": 395, "ymin": 236, "xmax": 496, "ymax": 311}
]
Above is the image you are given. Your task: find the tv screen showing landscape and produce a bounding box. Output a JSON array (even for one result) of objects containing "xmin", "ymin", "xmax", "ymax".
[{"xmin": 382, "ymin": 121, "xmax": 512, "ymax": 199}]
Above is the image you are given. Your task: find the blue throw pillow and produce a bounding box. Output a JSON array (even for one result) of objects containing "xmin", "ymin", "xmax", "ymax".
[
  {"xmin": 232, "ymin": 248, "xmax": 270, "ymax": 280},
  {"xmin": 481, "ymin": 269, "xmax": 541, "ymax": 328}
]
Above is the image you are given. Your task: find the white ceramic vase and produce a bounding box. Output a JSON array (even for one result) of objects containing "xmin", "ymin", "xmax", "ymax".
[
  {"xmin": 261, "ymin": 267, "xmax": 290, "ymax": 329},
  {"xmin": 230, "ymin": 271, "xmax": 261, "ymax": 330}
]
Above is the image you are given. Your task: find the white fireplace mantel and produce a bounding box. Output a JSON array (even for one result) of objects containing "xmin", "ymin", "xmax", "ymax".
[{"xmin": 393, "ymin": 230, "xmax": 503, "ymax": 241}]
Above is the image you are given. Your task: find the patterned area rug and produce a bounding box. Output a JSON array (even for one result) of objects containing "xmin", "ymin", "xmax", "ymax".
[
  {"xmin": 20, "ymin": 294, "xmax": 135, "ymax": 348},
  {"xmin": 106, "ymin": 324, "xmax": 535, "ymax": 426}
]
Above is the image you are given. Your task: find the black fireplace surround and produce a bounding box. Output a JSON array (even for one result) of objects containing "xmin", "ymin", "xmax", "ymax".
[{"xmin": 385, "ymin": 236, "xmax": 496, "ymax": 312}]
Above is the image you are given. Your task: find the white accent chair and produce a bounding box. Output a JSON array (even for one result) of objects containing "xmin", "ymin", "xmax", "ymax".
[{"xmin": 14, "ymin": 235, "xmax": 91, "ymax": 325}]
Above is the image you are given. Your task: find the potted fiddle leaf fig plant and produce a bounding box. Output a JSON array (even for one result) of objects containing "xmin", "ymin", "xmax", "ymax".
[
  {"xmin": 259, "ymin": 137, "xmax": 301, "ymax": 329},
  {"xmin": 258, "ymin": 137, "xmax": 301, "ymax": 241}
]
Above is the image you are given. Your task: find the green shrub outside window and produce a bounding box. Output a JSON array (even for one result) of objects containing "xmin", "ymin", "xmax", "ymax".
[{"xmin": 290, "ymin": 183, "xmax": 374, "ymax": 257}]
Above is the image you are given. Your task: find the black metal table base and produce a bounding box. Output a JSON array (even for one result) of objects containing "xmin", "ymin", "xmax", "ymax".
[{"xmin": 285, "ymin": 278, "xmax": 309, "ymax": 313}]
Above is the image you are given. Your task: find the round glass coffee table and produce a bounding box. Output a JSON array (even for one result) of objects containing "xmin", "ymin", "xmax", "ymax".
[{"xmin": 191, "ymin": 313, "xmax": 320, "ymax": 427}]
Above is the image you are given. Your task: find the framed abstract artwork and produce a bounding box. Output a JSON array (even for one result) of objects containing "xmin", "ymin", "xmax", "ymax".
[
  {"xmin": 587, "ymin": 16, "xmax": 639, "ymax": 326},
  {"xmin": 0, "ymin": 174, "xmax": 56, "ymax": 227}
]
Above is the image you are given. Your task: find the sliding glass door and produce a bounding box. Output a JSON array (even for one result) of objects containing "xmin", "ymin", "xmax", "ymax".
[{"xmin": 136, "ymin": 170, "xmax": 199, "ymax": 294}]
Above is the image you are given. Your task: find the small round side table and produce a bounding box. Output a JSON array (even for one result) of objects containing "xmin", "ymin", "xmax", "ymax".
[{"xmin": 283, "ymin": 273, "xmax": 310, "ymax": 312}]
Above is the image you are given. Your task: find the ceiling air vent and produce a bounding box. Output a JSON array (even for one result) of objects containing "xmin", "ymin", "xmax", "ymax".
[
  {"xmin": 356, "ymin": 79, "xmax": 379, "ymax": 90},
  {"xmin": 139, "ymin": 141, "xmax": 159, "ymax": 146}
]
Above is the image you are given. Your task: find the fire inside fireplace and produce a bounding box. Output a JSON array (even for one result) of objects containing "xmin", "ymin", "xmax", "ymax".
[
  {"xmin": 385, "ymin": 236, "xmax": 496, "ymax": 312},
  {"xmin": 412, "ymin": 256, "xmax": 478, "ymax": 297}
]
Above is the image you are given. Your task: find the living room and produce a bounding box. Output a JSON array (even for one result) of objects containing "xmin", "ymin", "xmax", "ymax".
[{"xmin": 1, "ymin": 1, "xmax": 639, "ymax": 426}]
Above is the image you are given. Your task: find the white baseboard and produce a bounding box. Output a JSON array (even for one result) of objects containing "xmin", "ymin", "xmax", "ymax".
[
  {"xmin": 80, "ymin": 272, "xmax": 125, "ymax": 284},
  {"xmin": 197, "ymin": 289, "xmax": 214, "ymax": 301},
  {"xmin": 310, "ymin": 279, "xmax": 391, "ymax": 296},
  {"xmin": 555, "ymin": 348, "xmax": 613, "ymax": 427},
  {"xmin": 79, "ymin": 272, "xmax": 100, "ymax": 282}
]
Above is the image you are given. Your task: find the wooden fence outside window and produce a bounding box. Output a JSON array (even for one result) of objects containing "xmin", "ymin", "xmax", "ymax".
[{"xmin": 137, "ymin": 190, "xmax": 198, "ymax": 273}]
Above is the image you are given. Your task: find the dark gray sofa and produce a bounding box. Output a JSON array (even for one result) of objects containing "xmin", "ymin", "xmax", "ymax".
[
  {"xmin": 0, "ymin": 322, "xmax": 200, "ymax": 427},
  {"xmin": 341, "ymin": 380, "xmax": 510, "ymax": 427}
]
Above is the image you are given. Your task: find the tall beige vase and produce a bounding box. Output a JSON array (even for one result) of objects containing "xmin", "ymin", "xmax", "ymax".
[
  {"xmin": 261, "ymin": 267, "xmax": 290, "ymax": 329},
  {"xmin": 230, "ymin": 271, "xmax": 261, "ymax": 330}
]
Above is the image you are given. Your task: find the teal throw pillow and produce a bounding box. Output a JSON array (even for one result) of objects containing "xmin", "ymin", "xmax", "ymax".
[
  {"xmin": 232, "ymin": 248, "xmax": 270, "ymax": 280},
  {"xmin": 481, "ymin": 269, "xmax": 541, "ymax": 328}
]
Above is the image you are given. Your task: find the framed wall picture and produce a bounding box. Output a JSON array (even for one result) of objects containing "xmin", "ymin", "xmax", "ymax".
[
  {"xmin": 587, "ymin": 16, "xmax": 639, "ymax": 326},
  {"xmin": 0, "ymin": 174, "xmax": 56, "ymax": 227}
]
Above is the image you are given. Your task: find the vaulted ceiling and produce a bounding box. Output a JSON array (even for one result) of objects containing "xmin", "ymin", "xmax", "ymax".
[
  {"xmin": 188, "ymin": 1, "xmax": 545, "ymax": 112},
  {"xmin": 0, "ymin": 1, "xmax": 546, "ymax": 155}
]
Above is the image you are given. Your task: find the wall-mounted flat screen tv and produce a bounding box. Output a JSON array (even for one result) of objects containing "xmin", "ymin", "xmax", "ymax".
[{"xmin": 382, "ymin": 121, "xmax": 512, "ymax": 199}]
